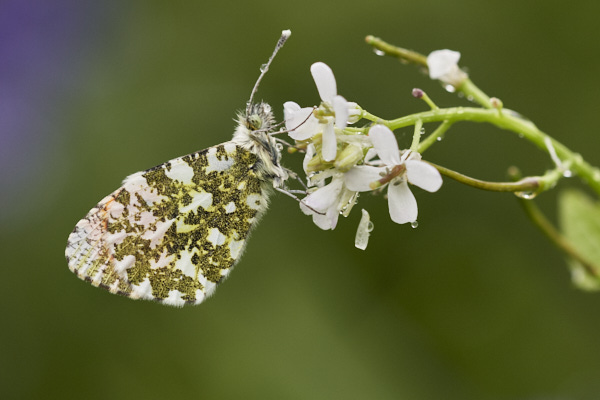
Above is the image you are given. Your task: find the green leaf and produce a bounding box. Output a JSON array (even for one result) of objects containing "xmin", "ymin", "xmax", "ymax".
[{"xmin": 558, "ymin": 189, "xmax": 600, "ymax": 290}]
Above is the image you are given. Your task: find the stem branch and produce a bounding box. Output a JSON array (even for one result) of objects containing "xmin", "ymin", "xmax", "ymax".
[
  {"xmin": 517, "ymin": 197, "xmax": 599, "ymax": 278},
  {"xmin": 428, "ymin": 162, "xmax": 540, "ymax": 192},
  {"xmin": 365, "ymin": 36, "xmax": 428, "ymax": 66},
  {"xmin": 381, "ymin": 107, "xmax": 600, "ymax": 196}
]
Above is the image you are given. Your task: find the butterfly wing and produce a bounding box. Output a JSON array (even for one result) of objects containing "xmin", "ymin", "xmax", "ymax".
[{"xmin": 66, "ymin": 141, "xmax": 271, "ymax": 306}]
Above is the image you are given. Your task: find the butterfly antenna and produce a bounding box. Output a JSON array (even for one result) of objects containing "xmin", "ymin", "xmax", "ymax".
[{"xmin": 246, "ymin": 29, "xmax": 291, "ymax": 115}]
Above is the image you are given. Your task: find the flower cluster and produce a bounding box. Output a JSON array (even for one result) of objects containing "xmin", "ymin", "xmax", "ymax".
[
  {"xmin": 283, "ymin": 62, "xmax": 442, "ymax": 249},
  {"xmin": 284, "ymin": 62, "xmax": 359, "ymax": 162}
]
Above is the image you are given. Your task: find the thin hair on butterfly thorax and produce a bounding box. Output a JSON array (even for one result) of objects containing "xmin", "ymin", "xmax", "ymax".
[{"xmin": 246, "ymin": 29, "xmax": 291, "ymax": 116}]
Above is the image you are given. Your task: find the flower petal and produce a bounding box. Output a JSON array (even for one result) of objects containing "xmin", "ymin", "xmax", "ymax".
[
  {"xmin": 310, "ymin": 62, "xmax": 337, "ymax": 103},
  {"xmin": 303, "ymin": 143, "xmax": 316, "ymax": 173},
  {"xmin": 344, "ymin": 165, "xmax": 386, "ymax": 191},
  {"xmin": 368, "ymin": 125, "xmax": 401, "ymax": 166},
  {"xmin": 283, "ymin": 101, "xmax": 300, "ymax": 115},
  {"xmin": 405, "ymin": 160, "xmax": 443, "ymax": 192},
  {"xmin": 354, "ymin": 209, "xmax": 372, "ymax": 250},
  {"xmin": 299, "ymin": 201, "xmax": 313, "ymax": 216},
  {"xmin": 284, "ymin": 102, "xmax": 319, "ymax": 141},
  {"xmin": 321, "ymin": 121, "xmax": 337, "ymax": 161},
  {"xmin": 301, "ymin": 200, "xmax": 337, "ymax": 230},
  {"xmin": 388, "ymin": 180, "xmax": 418, "ymax": 224},
  {"xmin": 303, "ymin": 177, "xmax": 343, "ymax": 212},
  {"xmin": 311, "ymin": 210, "xmax": 337, "ymax": 230},
  {"xmin": 326, "ymin": 207, "xmax": 340, "ymax": 230},
  {"xmin": 283, "ymin": 101, "xmax": 301, "ymax": 131},
  {"xmin": 427, "ymin": 49, "xmax": 461, "ymax": 79},
  {"xmin": 301, "ymin": 178, "xmax": 343, "ymax": 231},
  {"xmin": 333, "ymin": 95, "xmax": 348, "ymax": 129},
  {"xmin": 364, "ymin": 148, "xmax": 378, "ymax": 163}
]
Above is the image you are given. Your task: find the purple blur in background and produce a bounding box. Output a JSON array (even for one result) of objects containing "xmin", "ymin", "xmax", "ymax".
[{"xmin": 0, "ymin": 1, "xmax": 112, "ymax": 221}]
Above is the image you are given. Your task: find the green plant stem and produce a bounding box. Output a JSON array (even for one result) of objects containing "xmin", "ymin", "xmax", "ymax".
[
  {"xmin": 418, "ymin": 120, "xmax": 453, "ymax": 153},
  {"xmin": 517, "ymin": 196, "xmax": 599, "ymax": 278},
  {"xmin": 359, "ymin": 109, "xmax": 383, "ymax": 124},
  {"xmin": 428, "ymin": 162, "xmax": 540, "ymax": 192},
  {"xmin": 365, "ymin": 35, "xmax": 428, "ymax": 66},
  {"xmin": 410, "ymin": 120, "xmax": 422, "ymax": 151},
  {"xmin": 364, "ymin": 35, "xmax": 600, "ymax": 283},
  {"xmin": 458, "ymin": 78, "xmax": 493, "ymax": 109},
  {"xmin": 380, "ymin": 107, "xmax": 600, "ymax": 196},
  {"xmin": 419, "ymin": 91, "xmax": 439, "ymax": 110}
]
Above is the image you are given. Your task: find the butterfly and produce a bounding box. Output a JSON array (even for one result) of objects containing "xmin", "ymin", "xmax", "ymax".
[{"xmin": 65, "ymin": 30, "xmax": 292, "ymax": 306}]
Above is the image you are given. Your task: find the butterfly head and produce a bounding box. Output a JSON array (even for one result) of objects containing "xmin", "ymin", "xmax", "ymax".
[
  {"xmin": 233, "ymin": 31, "xmax": 291, "ymax": 186},
  {"xmin": 244, "ymin": 102, "xmax": 275, "ymax": 132},
  {"xmin": 232, "ymin": 102, "xmax": 287, "ymax": 186}
]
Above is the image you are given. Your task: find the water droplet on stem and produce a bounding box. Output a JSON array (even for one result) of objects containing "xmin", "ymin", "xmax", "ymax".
[
  {"xmin": 444, "ymin": 84, "xmax": 456, "ymax": 93},
  {"xmin": 514, "ymin": 191, "xmax": 537, "ymax": 200}
]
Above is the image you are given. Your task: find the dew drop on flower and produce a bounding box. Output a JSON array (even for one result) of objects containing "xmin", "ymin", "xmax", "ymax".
[
  {"xmin": 410, "ymin": 221, "xmax": 419, "ymax": 228},
  {"xmin": 436, "ymin": 135, "xmax": 444, "ymax": 142},
  {"xmin": 420, "ymin": 127, "xmax": 426, "ymax": 135},
  {"xmin": 562, "ymin": 169, "xmax": 573, "ymax": 178},
  {"xmin": 373, "ymin": 49, "xmax": 385, "ymax": 56},
  {"xmin": 367, "ymin": 221, "xmax": 374, "ymax": 232},
  {"xmin": 260, "ymin": 63, "xmax": 269, "ymax": 73}
]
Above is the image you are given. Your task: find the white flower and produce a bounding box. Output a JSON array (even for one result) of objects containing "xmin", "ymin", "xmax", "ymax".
[
  {"xmin": 426, "ymin": 49, "xmax": 467, "ymax": 87},
  {"xmin": 300, "ymin": 174, "xmax": 357, "ymax": 230},
  {"xmin": 344, "ymin": 125, "xmax": 442, "ymax": 224},
  {"xmin": 284, "ymin": 62, "xmax": 357, "ymax": 162}
]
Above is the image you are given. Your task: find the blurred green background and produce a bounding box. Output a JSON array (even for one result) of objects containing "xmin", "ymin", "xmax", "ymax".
[{"xmin": 3, "ymin": 1, "xmax": 600, "ymax": 399}]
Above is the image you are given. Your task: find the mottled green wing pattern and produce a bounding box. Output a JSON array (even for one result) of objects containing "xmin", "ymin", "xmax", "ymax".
[{"xmin": 66, "ymin": 141, "xmax": 271, "ymax": 306}]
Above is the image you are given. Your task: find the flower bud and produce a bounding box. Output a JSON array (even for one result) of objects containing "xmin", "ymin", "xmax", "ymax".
[
  {"xmin": 412, "ymin": 88, "xmax": 424, "ymax": 99},
  {"xmin": 334, "ymin": 144, "xmax": 364, "ymax": 172},
  {"xmin": 346, "ymin": 102, "xmax": 362, "ymax": 124},
  {"xmin": 427, "ymin": 49, "xmax": 468, "ymax": 88}
]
